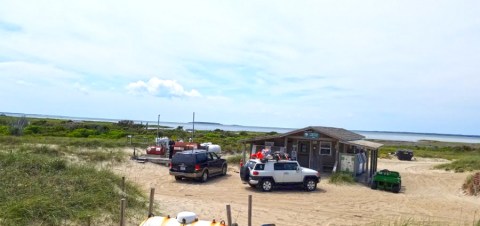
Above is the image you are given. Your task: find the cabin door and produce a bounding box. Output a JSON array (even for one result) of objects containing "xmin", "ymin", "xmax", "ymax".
[{"xmin": 297, "ymin": 141, "xmax": 310, "ymax": 168}]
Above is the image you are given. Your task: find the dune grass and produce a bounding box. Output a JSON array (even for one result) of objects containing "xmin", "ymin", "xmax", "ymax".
[
  {"xmin": 226, "ymin": 154, "xmax": 243, "ymax": 165},
  {"xmin": 434, "ymin": 156, "xmax": 480, "ymax": 172},
  {"xmin": 0, "ymin": 144, "xmax": 147, "ymax": 225},
  {"xmin": 328, "ymin": 171, "xmax": 356, "ymax": 185}
]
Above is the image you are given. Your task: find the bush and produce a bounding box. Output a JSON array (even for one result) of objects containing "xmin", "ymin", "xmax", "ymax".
[
  {"xmin": 329, "ymin": 171, "xmax": 355, "ymax": 185},
  {"xmin": 68, "ymin": 128, "xmax": 98, "ymax": 138},
  {"xmin": 24, "ymin": 125, "xmax": 42, "ymax": 134},
  {"xmin": 0, "ymin": 125, "xmax": 9, "ymax": 135}
]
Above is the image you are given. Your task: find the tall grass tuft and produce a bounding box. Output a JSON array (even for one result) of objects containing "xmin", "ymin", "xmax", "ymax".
[
  {"xmin": 226, "ymin": 154, "xmax": 243, "ymax": 165},
  {"xmin": 461, "ymin": 172, "xmax": 480, "ymax": 196},
  {"xmin": 328, "ymin": 171, "xmax": 355, "ymax": 185}
]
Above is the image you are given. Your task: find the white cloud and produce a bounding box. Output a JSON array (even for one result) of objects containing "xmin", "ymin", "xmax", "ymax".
[
  {"xmin": 126, "ymin": 77, "xmax": 201, "ymax": 98},
  {"xmin": 0, "ymin": 1, "xmax": 479, "ymax": 134}
]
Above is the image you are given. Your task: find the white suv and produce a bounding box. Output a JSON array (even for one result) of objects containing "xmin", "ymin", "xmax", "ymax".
[{"xmin": 240, "ymin": 159, "xmax": 321, "ymax": 192}]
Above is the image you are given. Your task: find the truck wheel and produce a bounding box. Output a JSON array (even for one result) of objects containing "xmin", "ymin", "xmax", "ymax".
[
  {"xmin": 370, "ymin": 181, "xmax": 378, "ymax": 190},
  {"xmin": 221, "ymin": 165, "xmax": 227, "ymax": 176},
  {"xmin": 242, "ymin": 168, "xmax": 250, "ymax": 181},
  {"xmin": 392, "ymin": 184, "xmax": 400, "ymax": 193},
  {"xmin": 200, "ymin": 170, "xmax": 209, "ymax": 183},
  {"xmin": 174, "ymin": 176, "xmax": 182, "ymax": 181},
  {"xmin": 304, "ymin": 178, "xmax": 317, "ymax": 191},
  {"xmin": 260, "ymin": 179, "xmax": 273, "ymax": 192}
]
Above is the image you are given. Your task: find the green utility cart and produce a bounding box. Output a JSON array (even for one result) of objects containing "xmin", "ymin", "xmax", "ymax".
[{"xmin": 370, "ymin": 169, "xmax": 401, "ymax": 193}]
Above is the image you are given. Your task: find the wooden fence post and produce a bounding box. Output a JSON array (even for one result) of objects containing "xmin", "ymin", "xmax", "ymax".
[
  {"xmin": 248, "ymin": 195, "xmax": 252, "ymax": 226},
  {"xmin": 226, "ymin": 204, "xmax": 232, "ymax": 226},
  {"xmin": 122, "ymin": 176, "xmax": 126, "ymax": 198},
  {"xmin": 148, "ymin": 187, "xmax": 155, "ymax": 217},
  {"xmin": 120, "ymin": 198, "xmax": 126, "ymax": 226}
]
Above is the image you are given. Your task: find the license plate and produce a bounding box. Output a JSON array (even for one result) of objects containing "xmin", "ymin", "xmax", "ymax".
[{"xmin": 180, "ymin": 166, "xmax": 186, "ymax": 171}]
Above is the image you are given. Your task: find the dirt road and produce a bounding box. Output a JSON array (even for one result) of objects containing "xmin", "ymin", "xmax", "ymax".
[{"xmin": 114, "ymin": 157, "xmax": 480, "ymax": 226}]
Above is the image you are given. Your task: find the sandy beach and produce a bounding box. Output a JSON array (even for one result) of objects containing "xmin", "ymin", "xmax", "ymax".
[{"xmin": 113, "ymin": 156, "xmax": 480, "ymax": 226}]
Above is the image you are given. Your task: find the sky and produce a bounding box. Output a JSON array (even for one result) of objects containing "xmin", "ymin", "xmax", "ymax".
[{"xmin": 1, "ymin": 1, "xmax": 480, "ymax": 135}]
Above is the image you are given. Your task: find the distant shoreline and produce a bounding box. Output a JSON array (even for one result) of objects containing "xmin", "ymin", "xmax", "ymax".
[{"xmin": 2, "ymin": 111, "xmax": 480, "ymax": 143}]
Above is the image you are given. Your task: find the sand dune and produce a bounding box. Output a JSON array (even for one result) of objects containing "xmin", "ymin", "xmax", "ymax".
[{"xmin": 114, "ymin": 156, "xmax": 480, "ymax": 226}]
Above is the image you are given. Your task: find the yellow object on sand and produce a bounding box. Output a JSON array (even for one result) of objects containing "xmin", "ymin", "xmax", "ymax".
[{"xmin": 139, "ymin": 216, "xmax": 226, "ymax": 226}]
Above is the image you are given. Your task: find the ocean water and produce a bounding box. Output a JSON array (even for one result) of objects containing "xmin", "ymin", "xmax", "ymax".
[
  {"xmin": 157, "ymin": 122, "xmax": 480, "ymax": 143},
  {"xmin": 2, "ymin": 112, "xmax": 480, "ymax": 143}
]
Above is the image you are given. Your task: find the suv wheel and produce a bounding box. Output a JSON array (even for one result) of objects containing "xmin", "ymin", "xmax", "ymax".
[
  {"xmin": 260, "ymin": 179, "xmax": 274, "ymax": 192},
  {"xmin": 304, "ymin": 178, "xmax": 317, "ymax": 191},
  {"xmin": 174, "ymin": 176, "xmax": 182, "ymax": 181},
  {"xmin": 200, "ymin": 170, "xmax": 209, "ymax": 183},
  {"xmin": 221, "ymin": 165, "xmax": 227, "ymax": 176}
]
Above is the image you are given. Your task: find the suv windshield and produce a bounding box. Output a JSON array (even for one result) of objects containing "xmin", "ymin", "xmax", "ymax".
[{"xmin": 172, "ymin": 152, "xmax": 208, "ymax": 164}]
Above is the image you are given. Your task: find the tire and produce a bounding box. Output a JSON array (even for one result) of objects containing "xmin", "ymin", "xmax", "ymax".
[
  {"xmin": 221, "ymin": 164, "xmax": 227, "ymax": 176},
  {"xmin": 304, "ymin": 178, "xmax": 317, "ymax": 191},
  {"xmin": 260, "ymin": 179, "xmax": 274, "ymax": 192},
  {"xmin": 200, "ymin": 170, "xmax": 209, "ymax": 183},
  {"xmin": 392, "ymin": 183, "xmax": 400, "ymax": 193},
  {"xmin": 370, "ymin": 181, "xmax": 378, "ymax": 190},
  {"xmin": 174, "ymin": 176, "xmax": 182, "ymax": 181},
  {"xmin": 242, "ymin": 168, "xmax": 250, "ymax": 181}
]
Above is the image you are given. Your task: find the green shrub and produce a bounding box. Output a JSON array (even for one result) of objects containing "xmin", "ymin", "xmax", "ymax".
[
  {"xmin": 328, "ymin": 171, "xmax": 355, "ymax": 185},
  {"xmin": 68, "ymin": 128, "xmax": 98, "ymax": 138},
  {"xmin": 24, "ymin": 125, "xmax": 42, "ymax": 134},
  {"xmin": 0, "ymin": 125, "xmax": 9, "ymax": 135}
]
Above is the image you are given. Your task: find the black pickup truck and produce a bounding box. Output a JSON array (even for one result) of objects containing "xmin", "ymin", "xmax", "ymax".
[{"xmin": 169, "ymin": 150, "xmax": 227, "ymax": 182}]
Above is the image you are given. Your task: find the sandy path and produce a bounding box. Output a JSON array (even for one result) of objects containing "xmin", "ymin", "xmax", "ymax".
[{"xmin": 113, "ymin": 157, "xmax": 480, "ymax": 226}]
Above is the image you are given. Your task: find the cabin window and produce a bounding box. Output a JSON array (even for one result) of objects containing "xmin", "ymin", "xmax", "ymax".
[{"xmin": 320, "ymin": 142, "xmax": 332, "ymax": 155}]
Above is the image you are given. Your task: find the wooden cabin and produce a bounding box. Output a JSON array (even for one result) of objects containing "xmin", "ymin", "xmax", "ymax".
[{"xmin": 241, "ymin": 126, "xmax": 383, "ymax": 181}]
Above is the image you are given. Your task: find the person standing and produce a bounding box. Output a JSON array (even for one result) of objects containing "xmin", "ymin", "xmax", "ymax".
[{"xmin": 168, "ymin": 139, "xmax": 175, "ymax": 159}]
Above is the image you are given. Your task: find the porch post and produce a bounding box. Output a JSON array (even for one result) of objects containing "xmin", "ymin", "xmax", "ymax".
[
  {"xmin": 334, "ymin": 142, "xmax": 339, "ymax": 172},
  {"xmin": 369, "ymin": 149, "xmax": 374, "ymax": 178},
  {"xmin": 365, "ymin": 149, "xmax": 370, "ymax": 179}
]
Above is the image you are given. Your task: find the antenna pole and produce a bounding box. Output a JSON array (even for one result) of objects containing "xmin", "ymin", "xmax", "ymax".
[
  {"xmin": 157, "ymin": 114, "xmax": 160, "ymax": 140},
  {"xmin": 192, "ymin": 112, "xmax": 195, "ymax": 142}
]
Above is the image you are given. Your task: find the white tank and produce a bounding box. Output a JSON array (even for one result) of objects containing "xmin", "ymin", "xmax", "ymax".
[{"xmin": 207, "ymin": 144, "xmax": 221, "ymax": 153}]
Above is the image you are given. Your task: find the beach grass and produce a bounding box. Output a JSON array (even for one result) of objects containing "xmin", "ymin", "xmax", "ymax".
[
  {"xmin": 0, "ymin": 144, "xmax": 147, "ymax": 225},
  {"xmin": 434, "ymin": 156, "xmax": 480, "ymax": 172},
  {"xmin": 328, "ymin": 171, "xmax": 356, "ymax": 185},
  {"xmin": 226, "ymin": 154, "xmax": 243, "ymax": 165}
]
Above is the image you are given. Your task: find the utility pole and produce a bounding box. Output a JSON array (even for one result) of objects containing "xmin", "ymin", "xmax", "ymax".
[
  {"xmin": 157, "ymin": 114, "xmax": 160, "ymax": 140},
  {"xmin": 192, "ymin": 112, "xmax": 195, "ymax": 142}
]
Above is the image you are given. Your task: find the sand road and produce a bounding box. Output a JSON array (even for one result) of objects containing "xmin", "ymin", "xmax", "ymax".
[{"xmin": 114, "ymin": 157, "xmax": 480, "ymax": 226}]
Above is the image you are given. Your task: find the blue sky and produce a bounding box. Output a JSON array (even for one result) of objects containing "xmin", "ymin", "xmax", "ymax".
[{"xmin": 1, "ymin": 1, "xmax": 479, "ymax": 135}]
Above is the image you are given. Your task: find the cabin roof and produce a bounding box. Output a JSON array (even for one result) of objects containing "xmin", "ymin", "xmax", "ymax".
[{"xmin": 241, "ymin": 126, "xmax": 365, "ymax": 143}]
